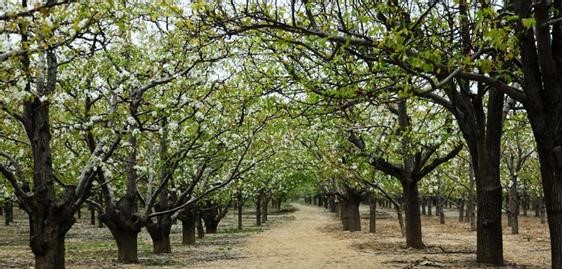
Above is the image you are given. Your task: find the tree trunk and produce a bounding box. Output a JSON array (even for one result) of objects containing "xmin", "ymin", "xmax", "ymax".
[
  {"xmin": 256, "ymin": 193, "xmax": 262, "ymax": 227},
  {"xmin": 182, "ymin": 218, "xmax": 196, "ymax": 245},
  {"xmin": 329, "ymin": 197, "xmax": 336, "ymax": 213},
  {"xmin": 466, "ymin": 169, "xmax": 476, "ymax": 231},
  {"xmin": 532, "ymin": 133, "xmax": 562, "ymax": 269},
  {"xmin": 427, "ymin": 198, "xmax": 432, "ymax": 216},
  {"xmin": 152, "ymin": 236, "xmax": 170, "ymax": 254},
  {"xmin": 459, "ymin": 199, "xmax": 465, "ymax": 222},
  {"xmin": 340, "ymin": 192, "xmax": 361, "ymax": 232},
  {"xmin": 113, "ymin": 231, "xmax": 139, "ymax": 263},
  {"xmin": 205, "ymin": 219, "xmax": 219, "ymax": 234},
  {"xmin": 89, "ymin": 205, "xmax": 96, "ymax": 226},
  {"xmin": 237, "ymin": 192, "xmax": 244, "ymax": 230},
  {"xmin": 101, "ymin": 208, "xmax": 142, "ymax": 263},
  {"xmin": 402, "ymin": 180, "xmax": 424, "ymax": 248},
  {"xmin": 539, "ymin": 195, "xmax": 546, "ymax": 224},
  {"xmin": 474, "ymin": 160, "xmax": 503, "ymax": 265},
  {"xmin": 335, "ymin": 201, "xmax": 341, "ymax": 218},
  {"xmin": 178, "ymin": 205, "xmax": 197, "ymax": 245},
  {"xmin": 421, "ymin": 198, "xmax": 427, "ymax": 216},
  {"xmin": 436, "ymin": 195, "xmax": 445, "ymax": 224},
  {"xmin": 97, "ymin": 210, "xmax": 104, "ymax": 228},
  {"xmin": 508, "ymin": 175, "xmax": 519, "ymax": 234},
  {"xmin": 4, "ymin": 201, "xmax": 12, "ymax": 226},
  {"xmin": 146, "ymin": 216, "xmax": 173, "ymax": 254},
  {"xmin": 535, "ymin": 197, "xmax": 540, "ymax": 217},
  {"xmin": 369, "ymin": 194, "xmax": 376, "ymax": 234},
  {"xmin": 33, "ymin": 231, "xmax": 66, "ymax": 269},
  {"xmin": 27, "ymin": 204, "xmax": 76, "ymax": 269},
  {"xmin": 196, "ymin": 215, "xmax": 205, "ymax": 239},
  {"xmin": 261, "ymin": 194, "xmax": 269, "ymax": 223},
  {"xmin": 522, "ymin": 182, "xmax": 529, "ymax": 216},
  {"xmin": 395, "ymin": 203, "xmax": 405, "ymax": 237}
]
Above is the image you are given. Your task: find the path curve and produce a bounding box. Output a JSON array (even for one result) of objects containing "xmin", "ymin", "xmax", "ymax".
[{"xmin": 191, "ymin": 203, "xmax": 381, "ymax": 269}]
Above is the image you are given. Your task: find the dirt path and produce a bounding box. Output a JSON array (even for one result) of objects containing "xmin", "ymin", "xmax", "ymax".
[{"xmin": 190, "ymin": 203, "xmax": 381, "ymax": 269}]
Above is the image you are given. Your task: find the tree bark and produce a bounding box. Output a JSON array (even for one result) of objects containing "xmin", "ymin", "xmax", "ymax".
[
  {"xmin": 340, "ymin": 191, "xmax": 361, "ymax": 232},
  {"xmin": 196, "ymin": 215, "xmax": 205, "ymax": 239},
  {"xmin": 402, "ymin": 180, "xmax": 424, "ymax": 248},
  {"xmin": 436, "ymin": 194, "xmax": 445, "ymax": 224},
  {"xmin": 256, "ymin": 192, "xmax": 262, "ymax": 226},
  {"xmin": 508, "ymin": 175, "xmax": 519, "ymax": 234},
  {"xmin": 89, "ymin": 205, "xmax": 96, "ymax": 226},
  {"xmin": 474, "ymin": 159, "xmax": 503, "ymax": 265},
  {"xmin": 427, "ymin": 197, "xmax": 432, "ymax": 216},
  {"xmin": 178, "ymin": 205, "xmax": 197, "ymax": 245},
  {"xmin": 395, "ymin": 203, "xmax": 406, "ymax": 237},
  {"xmin": 113, "ymin": 231, "xmax": 139, "ymax": 263},
  {"xmin": 261, "ymin": 194, "xmax": 269, "ymax": 223},
  {"xmin": 205, "ymin": 219, "xmax": 219, "ymax": 233},
  {"xmin": 329, "ymin": 196, "xmax": 336, "ymax": 213},
  {"xmin": 237, "ymin": 192, "xmax": 244, "ymax": 230},
  {"xmin": 4, "ymin": 201, "xmax": 12, "ymax": 226},
  {"xmin": 182, "ymin": 218, "xmax": 196, "ymax": 245},
  {"xmin": 146, "ymin": 215, "xmax": 173, "ymax": 254},
  {"xmin": 369, "ymin": 194, "xmax": 377, "ymax": 234},
  {"xmin": 33, "ymin": 230, "xmax": 66, "ymax": 269},
  {"xmin": 459, "ymin": 199, "xmax": 465, "ymax": 222}
]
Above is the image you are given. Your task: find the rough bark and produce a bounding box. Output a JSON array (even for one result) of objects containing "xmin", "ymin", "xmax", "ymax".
[
  {"xmin": 146, "ymin": 215, "xmax": 172, "ymax": 254},
  {"xmin": 402, "ymin": 180, "xmax": 424, "ymax": 248},
  {"xmin": 33, "ymin": 229, "xmax": 67, "ymax": 269},
  {"xmin": 329, "ymin": 196, "xmax": 336, "ymax": 213},
  {"xmin": 196, "ymin": 215, "xmax": 205, "ymax": 239},
  {"xmin": 4, "ymin": 201, "xmax": 12, "ymax": 226},
  {"xmin": 237, "ymin": 192, "xmax": 244, "ymax": 230},
  {"xmin": 395, "ymin": 203, "xmax": 406, "ymax": 237},
  {"xmin": 256, "ymin": 192, "xmax": 262, "ymax": 226},
  {"xmin": 458, "ymin": 199, "xmax": 465, "ymax": 222},
  {"xmin": 338, "ymin": 189, "xmax": 362, "ymax": 232},
  {"xmin": 261, "ymin": 194, "xmax": 269, "ymax": 223},
  {"xmin": 89, "ymin": 205, "xmax": 96, "ymax": 226},
  {"xmin": 508, "ymin": 175, "xmax": 519, "ymax": 234},
  {"xmin": 427, "ymin": 198, "xmax": 433, "ymax": 216},
  {"xmin": 369, "ymin": 194, "xmax": 377, "ymax": 234},
  {"xmin": 113, "ymin": 230, "xmax": 139, "ymax": 263},
  {"xmin": 182, "ymin": 218, "xmax": 196, "ymax": 245},
  {"xmin": 201, "ymin": 202, "xmax": 228, "ymax": 234},
  {"xmin": 436, "ymin": 194, "xmax": 445, "ymax": 225},
  {"xmin": 340, "ymin": 196, "xmax": 361, "ymax": 232},
  {"xmin": 178, "ymin": 205, "xmax": 197, "ymax": 245},
  {"xmin": 100, "ymin": 134, "xmax": 142, "ymax": 263}
]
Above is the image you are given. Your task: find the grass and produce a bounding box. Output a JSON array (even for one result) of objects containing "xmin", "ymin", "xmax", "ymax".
[{"xmin": 0, "ymin": 205, "xmax": 294, "ymax": 269}]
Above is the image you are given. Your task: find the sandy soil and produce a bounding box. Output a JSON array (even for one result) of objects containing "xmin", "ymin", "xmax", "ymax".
[
  {"xmin": 189, "ymin": 203, "xmax": 379, "ymax": 269},
  {"xmin": 190, "ymin": 204, "xmax": 550, "ymax": 269}
]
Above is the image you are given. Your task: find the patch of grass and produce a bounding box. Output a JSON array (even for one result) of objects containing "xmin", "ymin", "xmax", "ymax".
[{"xmin": 0, "ymin": 205, "xmax": 297, "ymax": 268}]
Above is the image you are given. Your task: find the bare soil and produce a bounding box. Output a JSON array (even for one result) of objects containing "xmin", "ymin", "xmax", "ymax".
[
  {"xmin": 191, "ymin": 204, "xmax": 549, "ymax": 269},
  {"xmin": 0, "ymin": 203, "xmax": 550, "ymax": 268}
]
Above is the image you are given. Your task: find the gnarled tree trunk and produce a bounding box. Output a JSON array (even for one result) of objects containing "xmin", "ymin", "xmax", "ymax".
[{"xmin": 340, "ymin": 190, "xmax": 361, "ymax": 232}]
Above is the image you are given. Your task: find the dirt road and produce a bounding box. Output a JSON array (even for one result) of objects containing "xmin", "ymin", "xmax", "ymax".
[{"xmin": 190, "ymin": 204, "xmax": 381, "ymax": 269}]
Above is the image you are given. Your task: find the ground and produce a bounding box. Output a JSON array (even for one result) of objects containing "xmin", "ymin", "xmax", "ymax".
[{"xmin": 0, "ymin": 203, "xmax": 550, "ymax": 268}]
